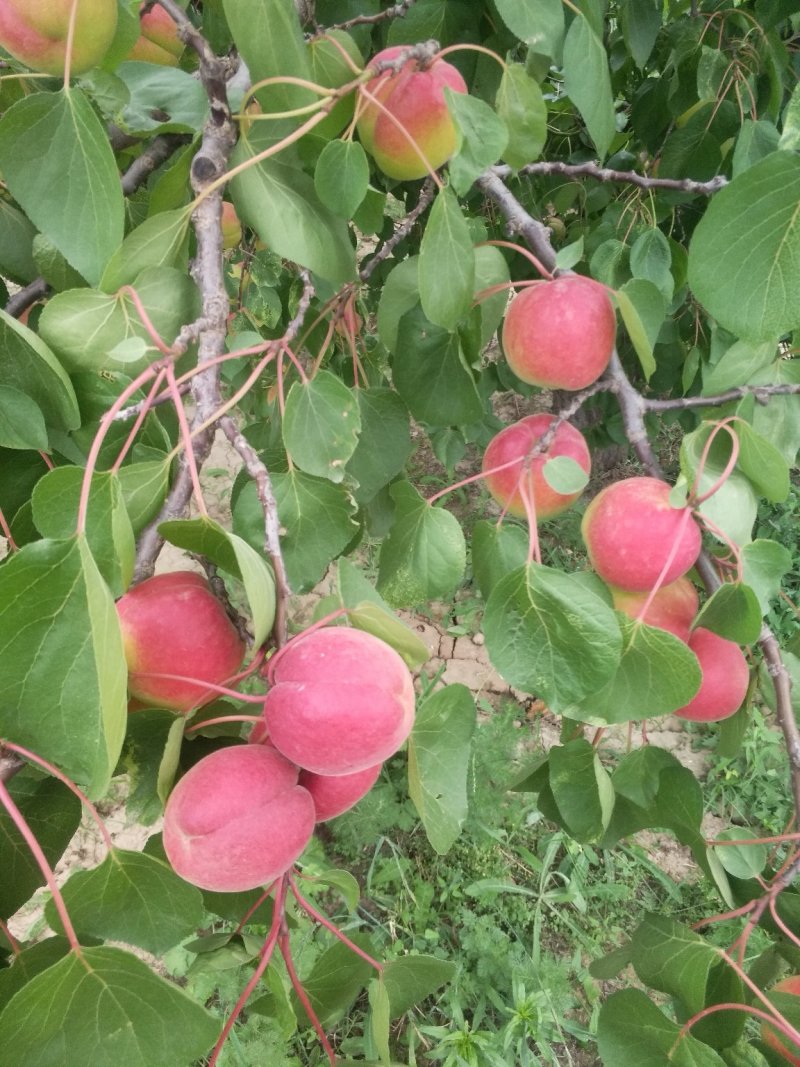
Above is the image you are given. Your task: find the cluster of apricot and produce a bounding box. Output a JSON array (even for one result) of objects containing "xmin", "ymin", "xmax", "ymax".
[
  {"xmin": 482, "ymin": 280, "xmax": 749, "ymax": 724},
  {"xmin": 116, "ymin": 573, "xmax": 415, "ymax": 892}
]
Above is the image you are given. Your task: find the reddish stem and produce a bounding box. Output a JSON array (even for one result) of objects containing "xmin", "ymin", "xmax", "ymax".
[
  {"xmin": 477, "ymin": 240, "xmax": 553, "ymax": 280},
  {"xmin": 288, "ymin": 875, "xmax": 384, "ymax": 972},
  {"xmin": 117, "ymin": 286, "xmax": 173, "ymax": 354},
  {"xmin": 671, "ymin": 1001, "xmax": 800, "ymax": 1057},
  {"xmin": 1, "ymin": 741, "xmax": 114, "ymax": 852},
  {"xmin": 632, "ymin": 506, "xmax": 695, "ymax": 625},
  {"xmin": 208, "ymin": 877, "xmax": 285, "ymax": 1066},
  {"xmin": 38, "ymin": 450, "xmax": 55, "ymax": 470},
  {"xmin": 127, "ymin": 673, "xmax": 265, "ymax": 705},
  {"xmin": 278, "ymin": 926, "xmax": 337, "ymax": 1067},
  {"xmin": 769, "ymin": 895, "xmax": 800, "ymax": 953},
  {"xmin": 111, "ymin": 367, "xmax": 168, "ymax": 475},
  {"xmin": 0, "ymin": 506, "xmax": 19, "ymax": 552},
  {"xmin": 183, "ymin": 714, "xmax": 263, "ymax": 734},
  {"xmin": 518, "ymin": 475, "xmax": 541, "ymax": 565},
  {"xmin": 165, "ymin": 362, "xmax": 208, "ymax": 516},
  {"xmin": 0, "ymin": 776, "xmax": 83, "ymax": 958},
  {"xmin": 472, "ymin": 278, "xmax": 539, "ymax": 306},
  {"xmin": 0, "ymin": 917, "xmax": 21, "ymax": 956},
  {"xmin": 687, "ymin": 418, "xmax": 740, "ymax": 507}
]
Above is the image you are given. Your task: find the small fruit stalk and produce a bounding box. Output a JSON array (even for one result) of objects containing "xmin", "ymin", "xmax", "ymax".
[{"xmin": 0, "ymin": 0, "xmax": 118, "ymax": 76}]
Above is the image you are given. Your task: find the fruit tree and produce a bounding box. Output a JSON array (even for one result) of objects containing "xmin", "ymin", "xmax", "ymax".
[{"xmin": 1, "ymin": 0, "xmax": 800, "ymax": 1064}]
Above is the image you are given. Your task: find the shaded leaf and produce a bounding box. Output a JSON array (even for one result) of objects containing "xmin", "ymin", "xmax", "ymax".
[{"xmin": 283, "ymin": 371, "xmax": 361, "ymax": 483}]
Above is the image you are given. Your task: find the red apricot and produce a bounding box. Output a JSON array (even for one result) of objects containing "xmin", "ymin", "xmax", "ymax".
[
  {"xmin": 761, "ymin": 975, "xmax": 800, "ymax": 1065},
  {"xmin": 0, "ymin": 0, "xmax": 117, "ymax": 76},
  {"xmin": 673, "ymin": 628, "xmax": 749, "ymax": 723},
  {"xmin": 482, "ymin": 413, "xmax": 591, "ymax": 521},
  {"xmin": 127, "ymin": 3, "xmax": 183, "ymax": 66},
  {"xmin": 262, "ymin": 627, "xmax": 415, "ymax": 775},
  {"xmin": 357, "ymin": 46, "xmax": 467, "ymax": 180},
  {"xmin": 610, "ymin": 577, "xmax": 699, "ymax": 641},
  {"xmin": 582, "ymin": 477, "xmax": 702, "ymax": 592},
  {"xmin": 502, "ymin": 275, "xmax": 616, "ymax": 391},
  {"xmin": 163, "ymin": 745, "xmax": 315, "ymax": 892},
  {"xmin": 299, "ymin": 763, "xmax": 383, "ymax": 822},
  {"xmin": 116, "ymin": 571, "xmax": 246, "ymax": 714}
]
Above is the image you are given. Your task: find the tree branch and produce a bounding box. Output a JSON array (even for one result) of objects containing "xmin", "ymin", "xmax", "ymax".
[
  {"xmin": 645, "ymin": 383, "xmax": 800, "ymax": 411},
  {"xmin": 3, "ymin": 278, "xmax": 49, "ymax": 319},
  {"xmin": 359, "ymin": 178, "xmax": 436, "ymax": 281},
  {"xmin": 0, "ymin": 744, "xmax": 25, "ymax": 785},
  {"xmin": 476, "ymin": 168, "xmax": 557, "ymax": 275},
  {"xmin": 121, "ymin": 133, "xmax": 192, "ymax": 196},
  {"xmin": 319, "ymin": 0, "xmax": 418, "ymax": 32},
  {"xmin": 493, "ymin": 161, "xmax": 728, "ymax": 197}
]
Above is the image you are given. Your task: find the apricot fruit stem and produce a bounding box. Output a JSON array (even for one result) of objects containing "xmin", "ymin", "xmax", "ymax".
[
  {"xmin": 279, "ymin": 925, "xmax": 337, "ymax": 1066},
  {"xmin": 289, "ymin": 874, "xmax": 385, "ymax": 972},
  {"xmin": 208, "ymin": 877, "xmax": 287, "ymax": 1066}
]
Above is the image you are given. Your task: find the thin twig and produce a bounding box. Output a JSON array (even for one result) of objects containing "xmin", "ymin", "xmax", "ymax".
[
  {"xmin": 646, "ymin": 383, "xmax": 800, "ymax": 411},
  {"xmin": 320, "ymin": 0, "xmax": 418, "ymax": 32},
  {"xmin": 121, "ymin": 133, "xmax": 192, "ymax": 196},
  {"xmin": 493, "ymin": 161, "xmax": 728, "ymax": 197},
  {"xmin": 360, "ymin": 178, "xmax": 436, "ymax": 281}
]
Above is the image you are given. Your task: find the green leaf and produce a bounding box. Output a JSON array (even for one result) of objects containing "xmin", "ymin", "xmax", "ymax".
[
  {"xmin": 120, "ymin": 709, "xmax": 184, "ymax": 825},
  {"xmin": 116, "ymin": 62, "xmax": 208, "ymax": 134},
  {"xmin": 548, "ymin": 739, "xmax": 615, "ymax": 843},
  {"xmin": 233, "ymin": 472, "xmax": 358, "ymax": 593},
  {"xmin": 314, "ymin": 139, "xmax": 369, "ymax": 219},
  {"xmin": 377, "ymin": 481, "xmax": 466, "ymax": 607},
  {"xmin": 346, "ymin": 388, "xmax": 413, "ymax": 504},
  {"xmin": 381, "ymin": 955, "xmax": 455, "ymax": 1018},
  {"xmin": 615, "ymin": 280, "xmax": 667, "ymax": 381},
  {"xmin": 542, "ymin": 456, "xmax": 590, "ymax": 494},
  {"xmin": 392, "ymin": 306, "xmax": 483, "ymax": 426},
  {"xmin": 408, "ymin": 684, "xmax": 475, "ymax": 854},
  {"xmin": 496, "ymin": 62, "xmax": 548, "ymax": 169},
  {"xmin": 31, "ymin": 468, "xmax": 135, "ymax": 596},
  {"xmin": 712, "ymin": 828, "xmax": 767, "ymax": 880},
  {"xmin": 688, "ymin": 152, "xmax": 800, "ymax": 341},
  {"xmin": 735, "ymin": 421, "xmax": 790, "ymax": 502},
  {"xmin": 223, "ymin": 0, "xmax": 313, "ymax": 114},
  {"xmin": 564, "ymin": 616, "xmax": 703, "ymax": 726},
  {"xmin": 376, "ymin": 257, "xmax": 420, "ymax": 354},
  {"xmin": 0, "ymin": 200, "xmax": 38, "ymax": 285},
  {"xmin": 741, "ymin": 539, "xmax": 792, "ymax": 613},
  {"xmin": 0, "ymin": 774, "xmax": 81, "ymax": 919},
  {"xmin": 0, "ymin": 387, "xmax": 48, "ymax": 451},
  {"xmin": 0, "ymin": 310, "xmax": 80, "ymax": 433},
  {"xmin": 693, "ymin": 584, "xmax": 763, "ymax": 644},
  {"xmin": 99, "ymin": 211, "xmax": 192, "ymax": 292},
  {"xmin": 483, "ymin": 563, "xmax": 622, "ymax": 711},
  {"xmin": 306, "ymin": 30, "xmax": 365, "ymax": 140},
  {"xmin": 474, "ymin": 245, "xmax": 511, "ymax": 349},
  {"xmin": 630, "ymin": 228, "xmax": 673, "ymax": 300},
  {"xmin": 612, "ymin": 747, "xmax": 685, "ymax": 810},
  {"xmin": 117, "ymin": 460, "xmax": 171, "ymax": 536},
  {"xmin": 292, "ymin": 934, "xmax": 375, "ymax": 1028},
  {"xmin": 493, "ymin": 0, "xmax": 564, "ymax": 59},
  {"xmin": 633, "ymin": 913, "xmax": 728, "ymax": 1016},
  {"xmin": 563, "ymin": 15, "xmax": 616, "ymax": 160},
  {"xmin": 780, "ymin": 81, "xmax": 800, "ymax": 152},
  {"xmin": 158, "ymin": 516, "xmax": 277, "ymax": 647},
  {"xmin": 0, "ymin": 90, "xmax": 123, "ymax": 286},
  {"xmin": 619, "ymin": 0, "xmax": 661, "ymax": 69},
  {"xmin": 47, "ymin": 850, "xmax": 204, "ymax": 955},
  {"xmin": 0, "ymin": 538, "xmax": 127, "ymax": 797},
  {"xmin": 681, "ymin": 424, "xmax": 759, "ymax": 548},
  {"xmin": 0, "ymin": 946, "xmax": 219, "ymax": 1067},
  {"xmin": 446, "ymin": 89, "xmax": 508, "ymax": 195},
  {"xmin": 230, "ymin": 137, "xmax": 355, "ymax": 286},
  {"xmin": 0, "ymin": 938, "xmax": 73, "ymax": 1007},
  {"xmin": 39, "ymin": 267, "xmax": 200, "ymax": 374},
  {"xmin": 335, "ymin": 558, "xmax": 429, "ymax": 670},
  {"xmin": 598, "ymin": 988, "xmax": 728, "ymax": 1067},
  {"xmin": 471, "ymin": 519, "xmax": 529, "ymax": 601},
  {"xmin": 283, "ymin": 371, "xmax": 362, "ymax": 483},
  {"xmin": 369, "ymin": 977, "xmax": 392, "ymax": 1064},
  {"xmin": 702, "ymin": 339, "xmax": 777, "ymax": 395},
  {"xmin": 419, "ymin": 187, "xmax": 475, "ymax": 331}
]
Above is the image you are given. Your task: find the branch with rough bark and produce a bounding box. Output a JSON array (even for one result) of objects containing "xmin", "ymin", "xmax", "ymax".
[
  {"xmin": 493, "ymin": 160, "xmax": 728, "ymax": 197},
  {"xmin": 318, "ymin": 0, "xmax": 418, "ymax": 32}
]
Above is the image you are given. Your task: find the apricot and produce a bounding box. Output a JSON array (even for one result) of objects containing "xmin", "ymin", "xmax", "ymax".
[
  {"xmin": 482, "ymin": 413, "xmax": 591, "ymax": 521},
  {"xmin": 674, "ymin": 628, "xmax": 749, "ymax": 723},
  {"xmin": 761, "ymin": 975, "xmax": 800, "ymax": 1065},
  {"xmin": 299, "ymin": 763, "xmax": 383, "ymax": 822},
  {"xmin": 127, "ymin": 2, "xmax": 183, "ymax": 66},
  {"xmin": 0, "ymin": 0, "xmax": 117, "ymax": 76},
  {"xmin": 221, "ymin": 201, "xmax": 242, "ymax": 250},
  {"xmin": 582, "ymin": 477, "xmax": 702, "ymax": 592},
  {"xmin": 502, "ymin": 275, "xmax": 616, "ymax": 391},
  {"xmin": 357, "ymin": 46, "xmax": 467, "ymax": 180},
  {"xmin": 163, "ymin": 745, "xmax": 315, "ymax": 892},
  {"xmin": 610, "ymin": 577, "xmax": 699, "ymax": 641},
  {"xmin": 116, "ymin": 571, "xmax": 246, "ymax": 714},
  {"xmin": 262, "ymin": 627, "xmax": 415, "ymax": 775}
]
